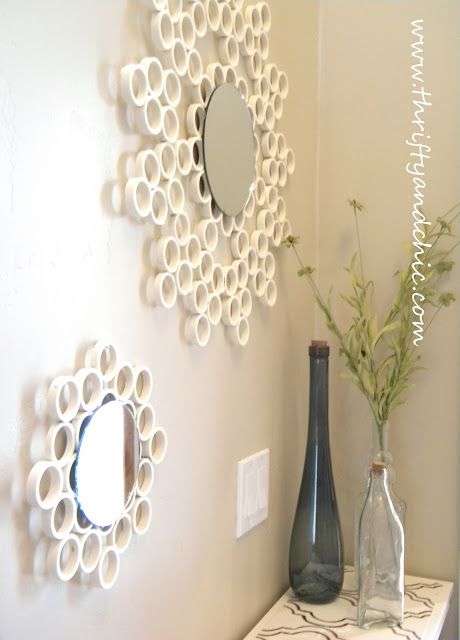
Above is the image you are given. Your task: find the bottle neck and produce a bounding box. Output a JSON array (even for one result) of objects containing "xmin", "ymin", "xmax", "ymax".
[
  {"xmin": 308, "ymin": 353, "xmax": 329, "ymax": 438},
  {"xmin": 372, "ymin": 421, "xmax": 393, "ymax": 465}
]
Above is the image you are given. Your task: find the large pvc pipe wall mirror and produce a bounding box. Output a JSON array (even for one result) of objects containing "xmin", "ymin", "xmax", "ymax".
[
  {"xmin": 26, "ymin": 341, "xmax": 167, "ymax": 589},
  {"xmin": 203, "ymin": 84, "xmax": 255, "ymax": 217},
  {"xmin": 118, "ymin": 0, "xmax": 297, "ymax": 347}
]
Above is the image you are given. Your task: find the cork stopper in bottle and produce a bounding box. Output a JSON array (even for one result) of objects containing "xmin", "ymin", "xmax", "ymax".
[
  {"xmin": 309, "ymin": 339, "xmax": 329, "ymax": 358},
  {"xmin": 372, "ymin": 461, "xmax": 386, "ymax": 473}
]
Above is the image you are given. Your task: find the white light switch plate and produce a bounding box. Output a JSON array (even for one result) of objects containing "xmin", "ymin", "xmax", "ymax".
[{"xmin": 236, "ymin": 448, "xmax": 269, "ymax": 538}]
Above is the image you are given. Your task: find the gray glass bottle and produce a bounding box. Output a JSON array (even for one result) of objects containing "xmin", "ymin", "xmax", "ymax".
[{"xmin": 288, "ymin": 341, "xmax": 344, "ymax": 603}]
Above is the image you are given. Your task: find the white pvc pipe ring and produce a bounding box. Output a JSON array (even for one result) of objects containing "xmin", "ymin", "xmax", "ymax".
[
  {"xmin": 206, "ymin": 0, "xmax": 220, "ymax": 32},
  {"xmin": 195, "ymin": 251, "xmax": 214, "ymax": 285},
  {"xmin": 234, "ymin": 259, "xmax": 249, "ymax": 289},
  {"xmin": 218, "ymin": 35, "xmax": 239, "ymax": 66},
  {"xmin": 151, "ymin": 187, "xmax": 168, "ymax": 225},
  {"xmin": 222, "ymin": 295, "xmax": 241, "ymax": 326},
  {"xmin": 276, "ymin": 196, "xmax": 287, "ymax": 222},
  {"xmin": 85, "ymin": 341, "xmax": 118, "ymax": 382},
  {"xmin": 230, "ymin": 229, "xmax": 250, "ymax": 259},
  {"xmin": 244, "ymin": 191, "xmax": 255, "ymax": 218},
  {"xmin": 257, "ymin": 209, "xmax": 275, "ymax": 237},
  {"xmin": 146, "ymin": 272, "xmax": 177, "ymax": 309},
  {"xmin": 109, "ymin": 513, "xmax": 132, "ymax": 553},
  {"xmin": 241, "ymin": 24, "xmax": 255, "ymax": 56},
  {"xmin": 254, "ymin": 176, "xmax": 266, "ymax": 206},
  {"xmin": 136, "ymin": 150, "xmax": 160, "ymax": 188},
  {"xmin": 125, "ymin": 178, "xmax": 152, "ymax": 220},
  {"xmin": 175, "ymin": 260, "xmax": 193, "ymax": 295},
  {"xmin": 179, "ymin": 12, "xmax": 195, "ymax": 49},
  {"xmin": 223, "ymin": 265, "xmax": 238, "ymax": 297},
  {"xmin": 251, "ymin": 230, "xmax": 269, "ymax": 258},
  {"xmin": 185, "ymin": 234, "xmax": 202, "ymax": 269},
  {"xmin": 207, "ymin": 293, "xmax": 223, "ymax": 326},
  {"xmin": 247, "ymin": 246, "xmax": 258, "ymax": 276},
  {"xmin": 190, "ymin": 171, "xmax": 211, "ymax": 204},
  {"xmin": 162, "ymin": 69, "xmax": 181, "ymax": 107},
  {"xmin": 75, "ymin": 367, "xmax": 104, "ymax": 412},
  {"xmin": 161, "ymin": 106, "xmax": 180, "ymax": 143},
  {"xmin": 227, "ymin": 316, "xmax": 250, "ymax": 346},
  {"xmin": 218, "ymin": 2, "xmax": 233, "ymax": 36},
  {"xmin": 184, "ymin": 281, "xmax": 209, "ymax": 314},
  {"xmin": 186, "ymin": 103, "xmax": 206, "ymax": 137},
  {"xmin": 191, "ymin": 1, "xmax": 207, "ymax": 38},
  {"xmin": 236, "ymin": 76, "xmax": 249, "ymax": 101},
  {"xmin": 136, "ymin": 403, "xmax": 156, "ymax": 442},
  {"xmin": 44, "ymin": 492, "xmax": 77, "ymax": 540},
  {"xmin": 48, "ymin": 376, "xmax": 80, "ymax": 422},
  {"xmin": 45, "ymin": 422, "xmax": 75, "ymax": 467},
  {"xmin": 161, "ymin": 211, "xmax": 190, "ymax": 246},
  {"xmin": 185, "ymin": 314, "xmax": 211, "ymax": 347},
  {"xmin": 150, "ymin": 11, "xmax": 174, "ymax": 51},
  {"xmin": 151, "ymin": 235, "xmax": 180, "ymax": 272},
  {"xmin": 194, "ymin": 74, "xmax": 214, "ymax": 105},
  {"xmin": 140, "ymin": 56, "xmax": 164, "ymax": 97},
  {"xmin": 212, "ymin": 263, "xmax": 225, "ymax": 295},
  {"xmin": 175, "ymin": 139, "xmax": 193, "ymax": 176},
  {"xmin": 47, "ymin": 534, "xmax": 81, "ymax": 582},
  {"xmin": 165, "ymin": 39, "xmax": 188, "ymax": 77},
  {"xmin": 97, "ymin": 547, "xmax": 120, "ymax": 589},
  {"xmin": 185, "ymin": 49, "xmax": 203, "ymax": 86},
  {"xmin": 166, "ymin": 178, "xmax": 185, "ymax": 214},
  {"xmin": 133, "ymin": 366, "xmax": 153, "ymax": 404},
  {"xmin": 120, "ymin": 64, "xmax": 148, "ymax": 107},
  {"xmin": 189, "ymin": 137, "xmax": 204, "ymax": 171},
  {"xmin": 137, "ymin": 457, "xmax": 155, "ymax": 497},
  {"xmin": 113, "ymin": 362, "xmax": 135, "ymax": 401},
  {"xmin": 252, "ymin": 269, "xmax": 267, "ymax": 298},
  {"xmin": 279, "ymin": 70, "xmax": 289, "ymax": 99},
  {"xmin": 233, "ymin": 10, "xmax": 245, "ymax": 42},
  {"xmin": 262, "ymin": 252, "xmax": 276, "ymax": 280},
  {"xmin": 196, "ymin": 219, "xmax": 218, "ymax": 252},
  {"xmin": 156, "ymin": 142, "xmax": 176, "ymax": 180},
  {"xmin": 80, "ymin": 529, "xmax": 103, "ymax": 573},
  {"xmin": 262, "ymin": 278, "xmax": 278, "ymax": 307},
  {"xmin": 239, "ymin": 287, "xmax": 253, "ymax": 318},
  {"xmin": 132, "ymin": 497, "xmax": 152, "ymax": 535},
  {"xmin": 134, "ymin": 96, "xmax": 163, "ymax": 136}
]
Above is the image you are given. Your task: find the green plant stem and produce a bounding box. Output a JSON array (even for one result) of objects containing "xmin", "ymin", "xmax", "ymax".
[{"xmin": 353, "ymin": 205, "xmax": 365, "ymax": 284}]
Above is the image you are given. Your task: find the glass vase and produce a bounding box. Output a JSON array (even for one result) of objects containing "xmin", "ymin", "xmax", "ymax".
[
  {"xmin": 353, "ymin": 421, "xmax": 406, "ymax": 586},
  {"xmin": 357, "ymin": 461, "xmax": 404, "ymax": 627},
  {"xmin": 288, "ymin": 341, "xmax": 344, "ymax": 604}
]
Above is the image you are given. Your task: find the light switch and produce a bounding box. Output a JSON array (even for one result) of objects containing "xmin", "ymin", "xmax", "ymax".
[{"xmin": 236, "ymin": 448, "xmax": 269, "ymax": 538}]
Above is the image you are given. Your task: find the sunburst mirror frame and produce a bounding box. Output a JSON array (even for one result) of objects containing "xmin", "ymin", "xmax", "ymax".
[{"xmin": 121, "ymin": 0, "xmax": 295, "ymax": 347}]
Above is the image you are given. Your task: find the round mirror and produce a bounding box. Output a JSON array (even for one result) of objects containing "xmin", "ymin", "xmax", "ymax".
[
  {"xmin": 75, "ymin": 399, "xmax": 140, "ymax": 527},
  {"xmin": 203, "ymin": 83, "xmax": 255, "ymax": 217}
]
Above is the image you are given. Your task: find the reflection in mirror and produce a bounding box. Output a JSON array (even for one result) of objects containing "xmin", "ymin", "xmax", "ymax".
[
  {"xmin": 75, "ymin": 400, "xmax": 139, "ymax": 527},
  {"xmin": 203, "ymin": 83, "xmax": 255, "ymax": 217}
]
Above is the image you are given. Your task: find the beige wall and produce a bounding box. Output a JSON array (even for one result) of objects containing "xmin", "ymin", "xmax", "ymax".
[
  {"xmin": 0, "ymin": 1, "xmax": 319, "ymax": 639},
  {"xmin": 317, "ymin": 1, "xmax": 460, "ymax": 638}
]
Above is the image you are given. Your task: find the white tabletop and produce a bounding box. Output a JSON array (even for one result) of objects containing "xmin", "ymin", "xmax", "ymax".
[{"xmin": 243, "ymin": 567, "xmax": 453, "ymax": 640}]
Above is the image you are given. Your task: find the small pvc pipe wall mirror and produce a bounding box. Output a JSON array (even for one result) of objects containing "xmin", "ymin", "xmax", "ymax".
[
  {"xmin": 26, "ymin": 341, "xmax": 167, "ymax": 589},
  {"xmin": 119, "ymin": 0, "xmax": 296, "ymax": 347}
]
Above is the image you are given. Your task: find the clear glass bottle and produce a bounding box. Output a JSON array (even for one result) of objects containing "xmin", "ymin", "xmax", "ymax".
[
  {"xmin": 288, "ymin": 340, "xmax": 344, "ymax": 604},
  {"xmin": 357, "ymin": 461, "xmax": 404, "ymax": 628},
  {"xmin": 353, "ymin": 422, "xmax": 406, "ymax": 587}
]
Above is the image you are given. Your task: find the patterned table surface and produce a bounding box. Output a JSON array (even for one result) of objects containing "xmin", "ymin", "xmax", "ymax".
[{"xmin": 243, "ymin": 568, "xmax": 453, "ymax": 640}]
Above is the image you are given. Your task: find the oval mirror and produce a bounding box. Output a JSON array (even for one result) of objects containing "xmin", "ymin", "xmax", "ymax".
[
  {"xmin": 75, "ymin": 399, "xmax": 139, "ymax": 527},
  {"xmin": 203, "ymin": 83, "xmax": 255, "ymax": 217}
]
